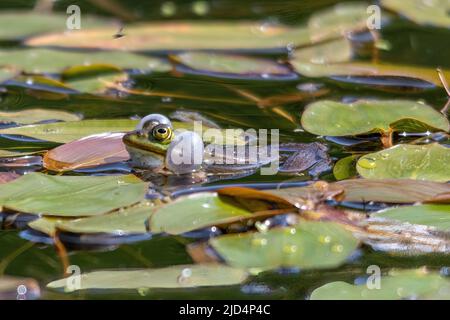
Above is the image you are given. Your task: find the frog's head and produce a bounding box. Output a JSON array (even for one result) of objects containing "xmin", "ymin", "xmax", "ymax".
[
  {"xmin": 123, "ymin": 114, "xmax": 204, "ymax": 173},
  {"xmin": 123, "ymin": 114, "xmax": 174, "ymax": 170}
]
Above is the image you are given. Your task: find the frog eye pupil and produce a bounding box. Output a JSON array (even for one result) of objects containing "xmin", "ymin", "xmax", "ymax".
[{"xmin": 158, "ymin": 128, "xmax": 166, "ymax": 134}]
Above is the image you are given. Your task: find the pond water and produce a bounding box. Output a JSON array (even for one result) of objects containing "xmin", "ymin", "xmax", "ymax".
[{"xmin": 0, "ymin": 0, "xmax": 449, "ymax": 299}]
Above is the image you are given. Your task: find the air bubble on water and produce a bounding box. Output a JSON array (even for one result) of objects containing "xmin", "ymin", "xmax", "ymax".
[
  {"xmin": 318, "ymin": 235, "xmax": 331, "ymax": 244},
  {"xmin": 201, "ymin": 203, "xmax": 210, "ymax": 209},
  {"xmin": 296, "ymin": 83, "xmax": 322, "ymax": 93},
  {"xmin": 177, "ymin": 268, "xmax": 192, "ymax": 284},
  {"xmin": 255, "ymin": 221, "xmax": 269, "ymax": 233},
  {"xmin": 358, "ymin": 157, "xmax": 377, "ymax": 169},
  {"xmin": 161, "ymin": 96, "xmax": 172, "ymax": 103},
  {"xmin": 251, "ymin": 237, "xmax": 268, "ymax": 246},
  {"xmin": 283, "ymin": 244, "xmax": 297, "ymax": 254}
]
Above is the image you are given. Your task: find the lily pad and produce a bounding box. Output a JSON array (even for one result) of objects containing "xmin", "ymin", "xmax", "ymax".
[
  {"xmin": 375, "ymin": 204, "xmax": 450, "ymax": 231},
  {"xmin": 292, "ymin": 37, "xmax": 353, "ymax": 65},
  {"xmin": 150, "ymin": 193, "xmax": 255, "ymax": 235},
  {"xmin": 0, "ymin": 48, "xmax": 170, "ymax": 74},
  {"xmin": 26, "ymin": 3, "xmax": 371, "ymax": 52},
  {"xmin": 381, "ymin": 0, "xmax": 450, "ymax": 28},
  {"xmin": 47, "ymin": 264, "xmax": 248, "ymax": 291},
  {"xmin": 171, "ymin": 52, "xmax": 294, "ymax": 79},
  {"xmin": 292, "ymin": 62, "xmax": 450, "ymax": 87},
  {"xmin": 210, "ymin": 221, "xmax": 359, "ymax": 271},
  {"xmin": 356, "ymin": 143, "xmax": 450, "ymax": 182},
  {"xmin": 0, "ymin": 173, "xmax": 147, "ymax": 216},
  {"xmin": 0, "ymin": 108, "xmax": 81, "ymax": 124},
  {"xmin": 0, "ymin": 11, "xmax": 110, "ymax": 42},
  {"xmin": 301, "ymin": 100, "xmax": 449, "ymax": 137},
  {"xmin": 310, "ymin": 269, "xmax": 450, "ymax": 300},
  {"xmin": 333, "ymin": 155, "xmax": 360, "ymax": 180},
  {"xmin": 29, "ymin": 202, "xmax": 154, "ymax": 236},
  {"xmin": 43, "ymin": 132, "xmax": 129, "ymax": 172},
  {"xmin": 0, "ymin": 119, "xmax": 138, "ymax": 143}
]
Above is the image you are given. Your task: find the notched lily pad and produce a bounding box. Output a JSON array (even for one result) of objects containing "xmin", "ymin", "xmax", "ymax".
[
  {"xmin": 209, "ymin": 221, "xmax": 359, "ymax": 271},
  {"xmin": 0, "ymin": 109, "xmax": 81, "ymax": 125},
  {"xmin": 0, "ymin": 173, "xmax": 147, "ymax": 216},
  {"xmin": 357, "ymin": 143, "xmax": 450, "ymax": 182},
  {"xmin": 301, "ymin": 99, "xmax": 449, "ymax": 137},
  {"xmin": 311, "ymin": 269, "xmax": 450, "ymax": 300},
  {"xmin": 47, "ymin": 264, "xmax": 248, "ymax": 292}
]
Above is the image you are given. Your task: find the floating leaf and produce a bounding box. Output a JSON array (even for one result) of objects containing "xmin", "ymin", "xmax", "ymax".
[
  {"xmin": 47, "ymin": 264, "xmax": 248, "ymax": 291},
  {"xmin": 357, "ymin": 143, "xmax": 450, "ymax": 182},
  {"xmin": 310, "ymin": 269, "xmax": 450, "ymax": 300},
  {"xmin": 301, "ymin": 100, "xmax": 449, "ymax": 137},
  {"xmin": 43, "ymin": 132, "xmax": 129, "ymax": 172},
  {"xmin": 292, "ymin": 37, "xmax": 353, "ymax": 65},
  {"xmin": 150, "ymin": 193, "xmax": 255, "ymax": 235},
  {"xmin": 0, "ymin": 48, "xmax": 170, "ymax": 74},
  {"xmin": 29, "ymin": 202, "xmax": 153, "ymax": 236},
  {"xmin": 381, "ymin": 0, "xmax": 450, "ymax": 28},
  {"xmin": 333, "ymin": 155, "xmax": 360, "ymax": 180},
  {"xmin": 26, "ymin": 3, "xmax": 371, "ymax": 52},
  {"xmin": 0, "ymin": 11, "xmax": 110, "ymax": 41},
  {"xmin": 292, "ymin": 62, "xmax": 450, "ymax": 87},
  {"xmin": 210, "ymin": 221, "xmax": 359, "ymax": 271},
  {"xmin": 335, "ymin": 179, "xmax": 450, "ymax": 203},
  {"xmin": 269, "ymin": 179, "xmax": 450, "ymax": 204},
  {"xmin": 0, "ymin": 173, "xmax": 147, "ymax": 216},
  {"xmin": 375, "ymin": 204, "xmax": 450, "ymax": 231},
  {"xmin": 0, "ymin": 108, "xmax": 81, "ymax": 124},
  {"xmin": 0, "ymin": 119, "xmax": 138, "ymax": 143},
  {"xmin": 172, "ymin": 52, "xmax": 294, "ymax": 79}
]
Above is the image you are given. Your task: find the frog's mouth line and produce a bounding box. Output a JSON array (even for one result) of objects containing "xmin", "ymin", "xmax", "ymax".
[{"xmin": 122, "ymin": 131, "xmax": 168, "ymax": 155}]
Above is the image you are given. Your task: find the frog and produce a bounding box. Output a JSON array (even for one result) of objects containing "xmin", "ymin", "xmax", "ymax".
[{"xmin": 122, "ymin": 113, "xmax": 332, "ymax": 184}]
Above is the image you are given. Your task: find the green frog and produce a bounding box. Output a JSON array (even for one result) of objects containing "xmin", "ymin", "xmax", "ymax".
[{"xmin": 123, "ymin": 113, "xmax": 331, "ymax": 183}]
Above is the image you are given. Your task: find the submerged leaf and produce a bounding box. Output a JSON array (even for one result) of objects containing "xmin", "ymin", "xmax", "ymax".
[
  {"xmin": 301, "ymin": 100, "xmax": 449, "ymax": 136},
  {"xmin": 43, "ymin": 132, "xmax": 129, "ymax": 172},
  {"xmin": 311, "ymin": 269, "xmax": 450, "ymax": 300},
  {"xmin": 47, "ymin": 264, "xmax": 248, "ymax": 291},
  {"xmin": 0, "ymin": 109, "xmax": 81, "ymax": 124},
  {"xmin": 210, "ymin": 221, "xmax": 359, "ymax": 271},
  {"xmin": 381, "ymin": 0, "xmax": 450, "ymax": 28},
  {"xmin": 357, "ymin": 143, "xmax": 450, "ymax": 182},
  {"xmin": 0, "ymin": 173, "xmax": 147, "ymax": 216}
]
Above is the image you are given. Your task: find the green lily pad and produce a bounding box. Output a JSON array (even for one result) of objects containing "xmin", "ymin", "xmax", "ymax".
[
  {"xmin": 47, "ymin": 264, "xmax": 248, "ymax": 292},
  {"xmin": 0, "ymin": 108, "xmax": 81, "ymax": 124},
  {"xmin": 0, "ymin": 48, "xmax": 170, "ymax": 74},
  {"xmin": 150, "ymin": 193, "xmax": 254, "ymax": 235},
  {"xmin": 0, "ymin": 173, "xmax": 147, "ymax": 216},
  {"xmin": 171, "ymin": 52, "xmax": 293, "ymax": 78},
  {"xmin": 292, "ymin": 37, "xmax": 353, "ymax": 65},
  {"xmin": 0, "ymin": 119, "xmax": 138, "ymax": 143},
  {"xmin": 26, "ymin": 3, "xmax": 371, "ymax": 51},
  {"xmin": 333, "ymin": 155, "xmax": 360, "ymax": 180},
  {"xmin": 29, "ymin": 202, "xmax": 154, "ymax": 236},
  {"xmin": 356, "ymin": 143, "xmax": 450, "ymax": 182},
  {"xmin": 375, "ymin": 204, "xmax": 450, "ymax": 231},
  {"xmin": 292, "ymin": 62, "xmax": 450, "ymax": 87},
  {"xmin": 0, "ymin": 11, "xmax": 110, "ymax": 42},
  {"xmin": 210, "ymin": 221, "xmax": 359, "ymax": 271},
  {"xmin": 0, "ymin": 67, "xmax": 14, "ymax": 83},
  {"xmin": 381, "ymin": 0, "xmax": 450, "ymax": 28},
  {"xmin": 301, "ymin": 100, "xmax": 449, "ymax": 137},
  {"xmin": 310, "ymin": 269, "xmax": 450, "ymax": 300}
]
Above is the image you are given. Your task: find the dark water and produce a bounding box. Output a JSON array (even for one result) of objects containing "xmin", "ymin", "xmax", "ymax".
[{"xmin": 0, "ymin": 0, "xmax": 450, "ymax": 299}]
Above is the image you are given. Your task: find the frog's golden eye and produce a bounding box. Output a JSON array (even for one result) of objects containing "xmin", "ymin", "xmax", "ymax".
[{"xmin": 152, "ymin": 124, "xmax": 173, "ymax": 143}]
